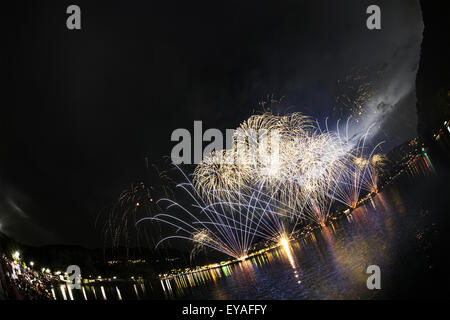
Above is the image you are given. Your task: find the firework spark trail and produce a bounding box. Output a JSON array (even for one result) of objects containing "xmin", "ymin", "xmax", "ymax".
[
  {"xmin": 362, "ymin": 153, "xmax": 388, "ymax": 193},
  {"xmin": 137, "ymin": 165, "xmax": 289, "ymax": 259},
  {"xmin": 97, "ymin": 161, "xmax": 177, "ymax": 258},
  {"xmin": 137, "ymin": 112, "xmax": 385, "ymax": 260}
]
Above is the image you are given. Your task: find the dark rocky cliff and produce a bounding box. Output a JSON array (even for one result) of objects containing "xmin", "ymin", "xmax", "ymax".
[{"xmin": 416, "ymin": 1, "xmax": 450, "ymax": 142}]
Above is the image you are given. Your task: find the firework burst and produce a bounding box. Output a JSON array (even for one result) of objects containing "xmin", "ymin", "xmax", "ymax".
[{"xmin": 138, "ymin": 111, "xmax": 385, "ymax": 260}]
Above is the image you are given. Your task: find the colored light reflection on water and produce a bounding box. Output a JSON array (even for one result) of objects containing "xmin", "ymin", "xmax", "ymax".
[{"xmin": 51, "ymin": 164, "xmax": 448, "ymax": 299}]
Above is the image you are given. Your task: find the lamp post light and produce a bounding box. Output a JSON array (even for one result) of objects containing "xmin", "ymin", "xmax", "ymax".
[{"xmin": 12, "ymin": 251, "xmax": 20, "ymax": 260}]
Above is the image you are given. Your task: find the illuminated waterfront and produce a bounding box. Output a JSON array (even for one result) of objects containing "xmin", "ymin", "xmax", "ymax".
[{"xmin": 51, "ymin": 159, "xmax": 450, "ymax": 300}]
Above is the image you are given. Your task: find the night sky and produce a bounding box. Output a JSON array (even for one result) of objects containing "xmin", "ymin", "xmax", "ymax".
[{"xmin": 1, "ymin": 0, "xmax": 422, "ymax": 247}]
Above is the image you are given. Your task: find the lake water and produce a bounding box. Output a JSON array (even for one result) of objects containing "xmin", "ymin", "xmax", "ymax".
[{"xmin": 53, "ymin": 160, "xmax": 450, "ymax": 300}]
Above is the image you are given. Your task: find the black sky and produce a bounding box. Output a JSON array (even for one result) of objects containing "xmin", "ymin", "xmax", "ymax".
[{"xmin": 1, "ymin": 0, "xmax": 422, "ymax": 247}]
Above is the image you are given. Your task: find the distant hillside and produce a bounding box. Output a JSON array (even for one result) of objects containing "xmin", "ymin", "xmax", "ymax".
[{"xmin": 0, "ymin": 230, "xmax": 193, "ymax": 279}]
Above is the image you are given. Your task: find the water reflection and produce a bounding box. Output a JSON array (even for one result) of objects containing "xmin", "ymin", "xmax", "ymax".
[
  {"xmin": 60, "ymin": 285, "xmax": 67, "ymax": 301},
  {"xmin": 116, "ymin": 287, "xmax": 122, "ymax": 300},
  {"xmin": 51, "ymin": 166, "xmax": 447, "ymax": 299},
  {"xmin": 280, "ymin": 237, "xmax": 302, "ymax": 285}
]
